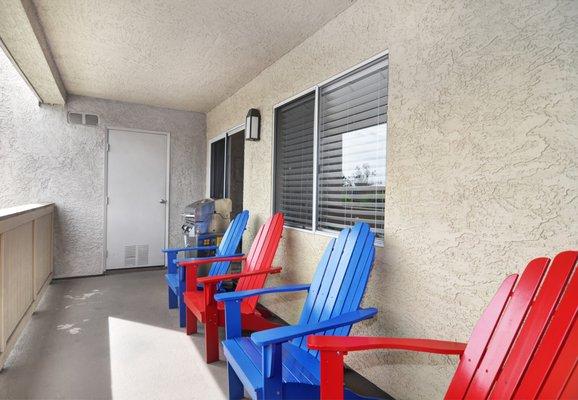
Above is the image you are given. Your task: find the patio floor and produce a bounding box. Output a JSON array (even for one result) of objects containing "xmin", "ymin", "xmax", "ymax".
[
  {"xmin": 0, "ymin": 268, "xmax": 391, "ymax": 400},
  {"xmin": 0, "ymin": 268, "xmax": 228, "ymax": 400}
]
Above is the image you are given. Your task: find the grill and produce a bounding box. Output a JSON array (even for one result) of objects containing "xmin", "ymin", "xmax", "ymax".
[{"xmin": 181, "ymin": 198, "xmax": 231, "ymax": 247}]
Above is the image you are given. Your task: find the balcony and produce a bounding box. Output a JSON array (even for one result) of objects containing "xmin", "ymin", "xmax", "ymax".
[{"xmin": 0, "ymin": 1, "xmax": 576, "ymax": 399}]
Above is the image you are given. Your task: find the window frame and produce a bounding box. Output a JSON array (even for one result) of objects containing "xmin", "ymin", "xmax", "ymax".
[
  {"xmin": 272, "ymin": 89, "xmax": 317, "ymax": 230},
  {"xmin": 272, "ymin": 50, "xmax": 389, "ymax": 246},
  {"xmin": 206, "ymin": 123, "xmax": 244, "ymax": 198}
]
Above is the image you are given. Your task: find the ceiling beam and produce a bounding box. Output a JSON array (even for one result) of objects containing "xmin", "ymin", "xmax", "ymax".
[{"xmin": 0, "ymin": 0, "xmax": 66, "ymax": 104}]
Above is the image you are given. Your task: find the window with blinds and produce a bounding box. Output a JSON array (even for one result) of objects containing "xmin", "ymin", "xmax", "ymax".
[
  {"xmin": 274, "ymin": 91, "xmax": 315, "ymax": 229},
  {"xmin": 317, "ymin": 56, "xmax": 388, "ymax": 238}
]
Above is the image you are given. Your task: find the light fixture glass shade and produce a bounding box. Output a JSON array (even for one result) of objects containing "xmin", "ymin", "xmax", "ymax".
[{"xmin": 245, "ymin": 108, "xmax": 261, "ymax": 141}]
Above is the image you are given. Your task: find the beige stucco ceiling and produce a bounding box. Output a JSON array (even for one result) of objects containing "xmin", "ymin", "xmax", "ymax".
[
  {"xmin": 32, "ymin": 0, "xmax": 355, "ymax": 112},
  {"xmin": 0, "ymin": 0, "xmax": 66, "ymax": 104}
]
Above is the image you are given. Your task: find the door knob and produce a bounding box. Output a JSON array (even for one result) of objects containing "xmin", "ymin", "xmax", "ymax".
[{"xmin": 159, "ymin": 199, "xmax": 167, "ymax": 204}]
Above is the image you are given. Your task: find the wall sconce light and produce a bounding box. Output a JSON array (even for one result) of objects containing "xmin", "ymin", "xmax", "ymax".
[{"xmin": 245, "ymin": 108, "xmax": 261, "ymax": 141}]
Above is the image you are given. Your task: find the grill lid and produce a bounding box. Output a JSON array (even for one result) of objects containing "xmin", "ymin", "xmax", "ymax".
[{"xmin": 182, "ymin": 198, "xmax": 215, "ymax": 235}]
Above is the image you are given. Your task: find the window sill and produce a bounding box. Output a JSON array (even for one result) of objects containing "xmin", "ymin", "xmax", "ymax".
[{"xmin": 283, "ymin": 225, "xmax": 384, "ymax": 248}]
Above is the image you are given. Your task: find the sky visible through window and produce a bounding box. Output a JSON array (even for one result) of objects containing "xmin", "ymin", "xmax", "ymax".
[{"xmin": 341, "ymin": 123, "xmax": 387, "ymax": 188}]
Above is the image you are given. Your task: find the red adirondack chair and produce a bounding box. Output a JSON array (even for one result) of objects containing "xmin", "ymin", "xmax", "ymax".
[
  {"xmin": 309, "ymin": 250, "xmax": 578, "ymax": 400},
  {"xmin": 178, "ymin": 212, "xmax": 284, "ymax": 363}
]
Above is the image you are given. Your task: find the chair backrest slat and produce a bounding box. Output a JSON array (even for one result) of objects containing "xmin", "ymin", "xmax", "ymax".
[
  {"xmin": 490, "ymin": 251, "xmax": 577, "ymax": 399},
  {"xmin": 515, "ymin": 251, "xmax": 578, "ymax": 399},
  {"xmin": 310, "ymin": 228, "xmax": 375, "ymax": 358},
  {"xmin": 464, "ymin": 257, "xmax": 548, "ymax": 399},
  {"xmin": 446, "ymin": 250, "xmax": 578, "ymax": 400},
  {"xmin": 332, "ymin": 233, "xmax": 375, "ymax": 336},
  {"xmin": 559, "ymin": 355, "xmax": 578, "ymax": 399},
  {"xmin": 293, "ymin": 222, "xmax": 376, "ymax": 357},
  {"xmin": 538, "ymin": 318, "xmax": 578, "ymax": 399},
  {"xmin": 297, "ymin": 231, "xmax": 350, "ymax": 328},
  {"xmin": 296, "ymin": 237, "xmax": 336, "ymax": 328},
  {"xmin": 445, "ymin": 274, "xmax": 518, "ymax": 399},
  {"xmin": 209, "ymin": 210, "xmax": 249, "ymax": 276},
  {"xmin": 236, "ymin": 213, "xmax": 284, "ymax": 310}
]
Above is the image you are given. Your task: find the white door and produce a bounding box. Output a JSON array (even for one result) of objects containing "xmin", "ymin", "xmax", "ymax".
[{"xmin": 106, "ymin": 129, "xmax": 168, "ymax": 269}]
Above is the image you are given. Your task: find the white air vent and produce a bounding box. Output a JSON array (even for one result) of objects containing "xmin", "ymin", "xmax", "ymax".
[
  {"xmin": 67, "ymin": 112, "xmax": 99, "ymax": 126},
  {"xmin": 124, "ymin": 245, "xmax": 137, "ymax": 267},
  {"xmin": 137, "ymin": 244, "xmax": 149, "ymax": 266}
]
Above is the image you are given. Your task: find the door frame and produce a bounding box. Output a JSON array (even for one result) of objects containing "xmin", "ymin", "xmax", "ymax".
[
  {"xmin": 206, "ymin": 123, "xmax": 244, "ymax": 198},
  {"xmin": 103, "ymin": 127, "xmax": 171, "ymax": 272}
]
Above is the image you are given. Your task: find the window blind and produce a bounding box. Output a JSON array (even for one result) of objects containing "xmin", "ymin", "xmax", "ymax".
[
  {"xmin": 274, "ymin": 92, "xmax": 315, "ymax": 229},
  {"xmin": 317, "ymin": 56, "xmax": 388, "ymax": 238}
]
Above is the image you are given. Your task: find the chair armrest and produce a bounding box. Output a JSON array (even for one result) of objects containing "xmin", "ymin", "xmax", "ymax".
[
  {"xmin": 309, "ymin": 334, "xmax": 465, "ymax": 399},
  {"xmin": 177, "ymin": 254, "xmax": 245, "ymax": 267},
  {"xmin": 251, "ymin": 308, "xmax": 377, "ymax": 346},
  {"xmin": 219, "ymin": 283, "xmax": 311, "ymax": 341},
  {"xmin": 215, "ymin": 283, "xmax": 311, "ymax": 302},
  {"xmin": 197, "ymin": 267, "xmax": 282, "ymax": 285},
  {"xmin": 307, "ymin": 336, "xmax": 466, "ymax": 355},
  {"xmin": 162, "ymin": 245, "xmax": 218, "ymax": 253}
]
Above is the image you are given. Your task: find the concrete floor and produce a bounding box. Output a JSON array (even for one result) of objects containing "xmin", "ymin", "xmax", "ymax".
[
  {"xmin": 0, "ymin": 268, "xmax": 391, "ymax": 400},
  {"xmin": 0, "ymin": 268, "xmax": 229, "ymax": 400}
]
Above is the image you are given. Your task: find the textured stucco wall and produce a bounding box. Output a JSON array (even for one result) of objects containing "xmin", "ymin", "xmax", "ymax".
[
  {"xmin": 0, "ymin": 50, "xmax": 206, "ymax": 278},
  {"xmin": 206, "ymin": 0, "xmax": 578, "ymax": 398}
]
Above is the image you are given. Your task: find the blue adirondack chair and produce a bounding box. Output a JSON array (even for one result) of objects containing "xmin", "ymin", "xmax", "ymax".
[
  {"xmin": 215, "ymin": 222, "xmax": 377, "ymax": 400},
  {"xmin": 163, "ymin": 210, "xmax": 249, "ymax": 327}
]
